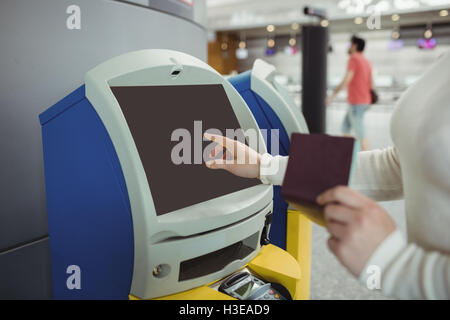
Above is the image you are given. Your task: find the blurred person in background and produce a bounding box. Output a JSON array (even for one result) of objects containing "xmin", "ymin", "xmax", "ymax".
[{"xmin": 327, "ymin": 35, "xmax": 374, "ymax": 151}]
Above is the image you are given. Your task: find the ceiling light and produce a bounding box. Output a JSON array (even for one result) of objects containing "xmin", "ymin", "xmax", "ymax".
[
  {"xmin": 291, "ymin": 23, "xmax": 300, "ymax": 30},
  {"xmin": 266, "ymin": 25, "xmax": 275, "ymax": 32},
  {"xmin": 393, "ymin": 0, "xmax": 419, "ymax": 10},
  {"xmin": 236, "ymin": 48, "xmax": 248, "ymax": 60},
  {"xmin": 320, "ymin": 19, "xmax": 329, "ymax": 27},
  {"xmin": 392, "ymin": 30, "xmax": 400, "ymax": 40},
  {"xmin": 354, "ymin": 17, "xmax": 363, "ymax": 24},
  {"xmin": 439, "ymin": 10, "xmax": 449, "ymax": 17},
  {"xmin": 392, "ymin": 14, "xmax": 400, "ymax": 21},
  {"xmin": 338, "ymin": 0, "xmax": 351, "ymax": 10},
  {"xmin": 375, "ymin": 0, "xmax": 391, "ymax": 12}
]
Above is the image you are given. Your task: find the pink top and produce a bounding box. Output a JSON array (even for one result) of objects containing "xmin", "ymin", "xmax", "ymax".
[{"xmin": 347, "ymin": 53, "xmax": 372, "ymax": 105}]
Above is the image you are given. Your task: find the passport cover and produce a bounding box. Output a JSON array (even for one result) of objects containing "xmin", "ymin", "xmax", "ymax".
[{"xmin": 281, "ymin": 133, "xmax": 358, "ymax": 226}]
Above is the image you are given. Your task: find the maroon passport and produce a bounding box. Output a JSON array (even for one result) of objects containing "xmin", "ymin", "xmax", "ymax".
[{"xmin": 281, "ymin": 133, "xmax": 357, "ymax": 225}]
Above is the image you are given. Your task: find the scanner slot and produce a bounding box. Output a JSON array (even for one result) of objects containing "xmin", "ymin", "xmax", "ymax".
[{"xmin": 178, "ymin": 232, "xmax": 259, "ymax": 281}]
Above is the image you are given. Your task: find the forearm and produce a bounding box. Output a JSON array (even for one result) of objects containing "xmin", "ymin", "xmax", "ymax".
[
  {"xmin": 330, "ymin": 82, "xmax": 345, "ymax": 99},
  {"xmin": 350, "ymin": 147, "xmax": 403, "ymax": 201},
  {"xmin": 360, "ymin": 231, "xmax": 450, "ymax": 299}
]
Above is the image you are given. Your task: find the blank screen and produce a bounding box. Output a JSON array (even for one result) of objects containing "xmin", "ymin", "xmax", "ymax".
[{"xmin": 111, "ymin": 84, "xmax": 260, "ymax": 216}]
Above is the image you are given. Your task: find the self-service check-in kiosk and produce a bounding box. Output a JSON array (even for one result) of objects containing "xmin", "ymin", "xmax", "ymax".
[
  {"xmin": 39, "ymin": 50, "xmax": 302, "ymax": 300},
  {"xmin": 228, "ymin": 60, "xmax": 312, "ymax": 299}
]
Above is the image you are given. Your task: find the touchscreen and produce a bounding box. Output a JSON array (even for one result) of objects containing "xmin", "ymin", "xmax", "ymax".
[{"xmin": 111, "ymin": 84, "xmax": 260, "ymax": 216}]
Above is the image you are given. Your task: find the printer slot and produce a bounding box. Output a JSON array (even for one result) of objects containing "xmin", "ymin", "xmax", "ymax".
[{"xmin": 178, "ymin": 232, "xmax": 259, "ymax": 281}]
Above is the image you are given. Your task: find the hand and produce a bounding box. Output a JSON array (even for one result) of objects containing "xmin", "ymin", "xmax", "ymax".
[
  {"xmin": 326, "ymin": 95, "xmax": 334, "ymax": 105},
  {"xmin": 204, "ymin": 133, "xmax": 261, "ymax": 179},
  {"xmin": 316, "ymin": 186, "xmax": 397, "ymax": 276}
]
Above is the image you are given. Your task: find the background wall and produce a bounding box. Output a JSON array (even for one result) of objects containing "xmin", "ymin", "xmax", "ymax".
[
  {"xmin": 208, "ymin": 33, "xmax": 239, "ymax": 74},
  {"xmin": 328, "ymin": 29, "xmax": 450, "ymax": 88},
  {"xmin": 0, "ymin": 0, "xmax": 206, "ymax": 299},
  {"xmin": 237, "ymin": 36, "xmax": 302, "ymax": 82},
  {"xmin": 236, "ymin": 27, "xmax": 450, "ymax": 105}
]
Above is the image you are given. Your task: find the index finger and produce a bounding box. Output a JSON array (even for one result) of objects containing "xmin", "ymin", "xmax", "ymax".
[{"xmin": 204, "ymin": 133, "xmax": 239, "ymax": 155}]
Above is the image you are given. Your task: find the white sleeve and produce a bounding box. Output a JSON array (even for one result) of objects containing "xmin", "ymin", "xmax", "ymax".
[
  {"xmin": 259, "ymin": 153, "xmax": 289, "ymax": 186},
  {"xmin": 350, "ymin": 147, "xmax": 404, "ymax": 201},
  {"xmin": 259, "ymin": 147, "xmax": 404, "ymax": 195},
  {"xmin": 359, "ymin": 230, "xmax": 450, "ymax": 299}
]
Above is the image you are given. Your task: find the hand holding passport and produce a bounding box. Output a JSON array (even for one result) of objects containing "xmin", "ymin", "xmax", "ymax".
[
  {"xmin": 204, "ymin": 132, "xmax": 358, "ymax": 226},
  {"xmin": 281, "ymin": 133, "xmax": 358, "ymax": 226}
]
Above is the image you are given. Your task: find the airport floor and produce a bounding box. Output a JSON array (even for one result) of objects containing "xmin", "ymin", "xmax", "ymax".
[{"xmin": 310, "ymin": 103, "xmax": 407, "ymax": 300}]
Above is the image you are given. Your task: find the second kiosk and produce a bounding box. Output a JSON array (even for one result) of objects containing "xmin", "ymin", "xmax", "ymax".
[{"xmin": 229, "ymin": 60, "xmax": 312, "ymax": 299}]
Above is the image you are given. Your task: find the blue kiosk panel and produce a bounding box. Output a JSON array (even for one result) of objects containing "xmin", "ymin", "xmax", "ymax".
[
  {"xmin": 229, "ymin": 71, "xmax": 290, "ymax": 250},
  {"xmin": 39, "ymin": 86, "xmax": 134, "ymax": 299}
]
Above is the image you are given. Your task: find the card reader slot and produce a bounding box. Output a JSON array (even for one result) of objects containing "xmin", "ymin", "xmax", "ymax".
[{"xmin": 227, "ymin": 273, "xmax": 250, "ymax": 287}]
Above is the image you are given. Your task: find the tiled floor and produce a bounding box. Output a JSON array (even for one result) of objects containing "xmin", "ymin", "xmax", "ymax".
[{"xmin": 309, "ymin": 104, "xmax": 406, "ymax": 300}]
